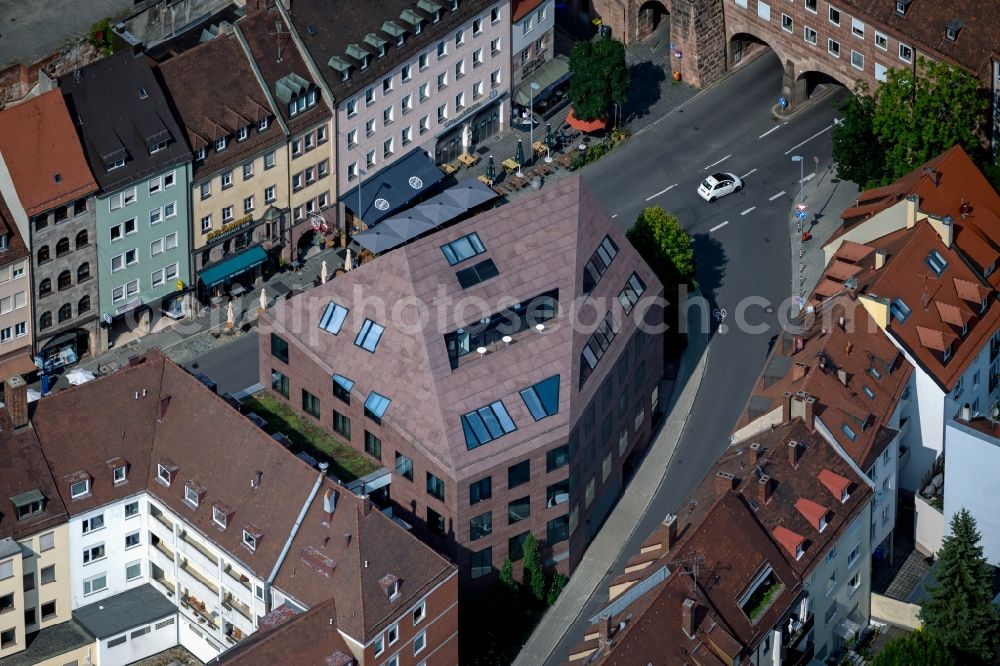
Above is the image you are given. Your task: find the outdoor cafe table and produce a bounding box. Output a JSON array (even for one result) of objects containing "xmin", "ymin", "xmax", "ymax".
[{"xmin": 502, "ymin": 158, "xmax": 520, "ymax": 174}]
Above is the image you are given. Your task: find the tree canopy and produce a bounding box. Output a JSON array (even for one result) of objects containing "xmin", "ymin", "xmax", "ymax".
[
  {"xmin": 832, "ymin": 58, "xmax": 988, "ymax": 187},
  {"xmin": 871, "ymin": 629, "xmax": 956, "ymax": 666},
  {"xmin": 627, "ymin": 207, "xmax": 696, "ymax": 286},
  {"xmin": 919, "ymin": 508, "xmax": 1000, "ymax": 663},
  {"xmin": 568, "ymin": 38, "xmax": 629, "ymax": 121}
]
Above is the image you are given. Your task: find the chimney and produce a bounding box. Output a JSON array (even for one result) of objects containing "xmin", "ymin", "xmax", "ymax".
[
  {"xmin": 792, "ymin": 362, "xmax": 808, "ymax": 380},
  {"xmin": 792, "ymin": 336, "xmax": 805, "ymax": 352},
  {"xmin": 874, "ymin": 248, "xmax": 887, "ymax": 270},
  {"xmin": 804, "ymin": 395, "xmax": 815, "ymax": 429},
  {"xmin": 323, "ymin": 489, "xmax": 335, "ymax": 519},
  {"xmin": 662, "ymin": 514, "xmax": 678, "ymax": 551},
  {"xmin": 788, "ymin": 440, "xmax": 802, "ymax": 468},
  {"xmin": 905, "ymin": 193, "xmax": 919, "ymax": 228},
  {"xmin": 598, "ymin": 614, "xmax": 613, "ymax": 645},
  {"xmin": 749, "ymin": 441, "xmax": 761, "ymax": 464},
  {"xmin": 361, "ymin": 495, "xmax": 372, "ymax": 516},
  {"xmin": 246, "ymin": 0, "xmax": 267, "ymax": 12},
  {"xmin": 837, "ymin": 368, "xmax": 848, "ymax": 386},
  {"xmin": 681, "ymin": 598, "xmax": 696, "ymax": 638},
  {"xmin": 959, "ymin": 201, "xmax": 972, "ymax": 218},
  {"xmin": 939, "ymin": 214, "xmax": 954, "ymax": 248},
  {"xmin": 715, "ymin": 471, "xmax": 736, "ymax": 494},
  {"xmin": 961, "ymin": 402, "xmax": 971, "ymax": 421},
  {"xmin": 758, "ymin": 474, "xmax": 773, "ymax": 504},
  {"xmin": 6, "ymin": 376, "xmax": 28, "ymax": 429},
  {"xmin": 817, "ymin": 354, "xmax": 827, "ymax": 371}
]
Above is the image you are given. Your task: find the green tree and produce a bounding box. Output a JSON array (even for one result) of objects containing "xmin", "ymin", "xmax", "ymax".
[
  {"xmin": 919, "ymin": 508, "xmax": 1000, "ymax": 663},
  {"xmin": 499, "ymin": 558, "xmax": 516, "ymax": 590},
  {"xmin": 871, "ymin": 629, "xmax": 955, "ymax": 666},
  {"xmin": 831, "ymin": 84, "xmax": 887, "ymax": 188},
  {"xmin": 521, "ymin": 534, "xmax": 546, "ymax": 603},
  {"xmin": 872, "ymin": 58, "xmax": 988, "ymax": 179},
  {"xmin": 568, "ymin": 38, "xmax": 629, "ymax": 121},
  {"xmin": 626, "ymin": 207, "xmax": 696, "ymax": 285},
  {"xmin": 546, "ymin": 572, "xmax": 569, "ymax": 605}
]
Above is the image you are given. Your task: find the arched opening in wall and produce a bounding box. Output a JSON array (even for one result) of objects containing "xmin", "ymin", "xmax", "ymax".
[
  {"xmin": 796, "ymin": 70, "xmax": 849, "ymax": 102},
  {"xmin": 636, "ymin": 1, "xmax": 669, "ymax": 42},
  {"xmin": 729, "ymin": 32, "xmax": 773, "ymax": 68}
]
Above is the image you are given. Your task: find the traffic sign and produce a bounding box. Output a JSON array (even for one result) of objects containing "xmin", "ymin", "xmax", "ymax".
[
  {"xmin": 778, "ymin": 97, "xmax": 788, "ymax": 108},
  {"xmin": 796, "ymin": 211, "xmax": 807, "ymax": 220},
  {"xmin": 795, "ymin": 203, "xmax": 808, "ymax": 211}
]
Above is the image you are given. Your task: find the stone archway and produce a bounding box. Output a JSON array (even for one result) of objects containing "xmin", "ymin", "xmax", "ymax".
[
  {"xmin": 636, "ymin": 0, "xmax": 669, "ymax": 41},
  {"xmin": 795, "ymin": 68, "xmax": 852, "ymax": 100},
  {"xmin": 728, "ymin": 31, "xmax": 779, "ymax": 68}
]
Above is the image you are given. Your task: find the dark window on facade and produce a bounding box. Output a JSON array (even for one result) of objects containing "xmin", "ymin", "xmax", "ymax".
[
  {"xmin": 332, "ymin": 409, "xmax": 351, "ymax": 439},
  {"xmin": 585, "ymin": 441, "xmax": 596, "ymax": 467},
  {"xmin": 33, "ymin": 214, "xmax": 48, "ymax": 231},
  {"xmin": 74, "ymin": 199, "xmax": 87, "ymax": 216},
  {"xmin": 76, "ymin": 229, "xmax": 89, "ymax": 248},
  {"xmin": 395, "ymin": 452, "xmax": 413, "ymax": 480},
  {"xmin": 509, "ymin": 532, "xmax": 530, "ymax": 561},
  {"xmin": 78, "ymin": 295, "xmax": 91, "ymax": 314},
  {"xmin": 547, "ymin": 445, "xmax": 569, "ymax": 472},
  {"xmin": 601, "ymin": 414, "xmax": 612, "ymax": 442},
  {"xmin": 508, "ymin": 496, "xmax": 530, "ymax": 524},
  {"xmin": 301, "ymin": 389, "xmax": 320, "ymax": 418},
  {"xmin": 40, "ymin": 600, "xmax": 56, "ymax": 619},
  {"xmin": 57, "ymin": 270, "xmax": 71, "ymax": 290},
  {"xmin": 364, "ymin": 391, "xmax": 391, "ymax": 424},
  {"xmin": 58, "ymin": 303, "xmax": 71, "ymax": 322},
  {"xmin": 23, "ymin": 607, "xmax": 35, "ymax": 627},
  {"xmin": 547, "ymin": 480, "xmax": 569, "ymax": 507},
  {"xmin": 271, "ymin": 333, "xmax": 289, "ymax": 363},
  {"xmin": 634, "ymin": 362, "xmax": 646, "ymax": 394},
  {"xmin": 470, "ymin": 547, "xmax": 492, "ymax": 578},
  {"xmin": 580, "ymin": 312, "xmax": 621, "ymax": 387},
  {"xmin": 37, "ymin": 246, "xmax": 50, "ymax": 264},
  {"xmin": 547, "ymin": 515, "xmax": 569, "ymax": 544},
  {"xmin": 508, "ymin": 460, "xmax": 530, "ymax": 488},
  {"xmin": 56, "ymin": 237, "xmax": 70, "ymax": 256},
  {"xmin": 426, "ymin": 472, "xmax": 445, "ymax": 501},
  {"xmin": 271, "ymin": 369, "xmax": 289, "ymax": 398},
  {"xmin": 617, "ymin": 354, "xmax": 628, "ymax": 383},
  {"xmin": 470, "ymin": 511, "xmax": 492, "ymax": 540},
  {"xmin": 364, "ymin": 431, "xmax": 382, "ymax": 459},
  {"xmin": 619, "ymin": 390, "xmax": 629, "ymax": 418},
  {"xmin": 332, "ymin": 374, "xmax": 353, "ymax": 403},
  {"xmin": 582, "ymin": 236, "xmax": 619, "ymax": 293},
  {"xmin": 77, "ymin": 262, "xmax": 90, "ymax": 282},
  {"xmin": 54, "ymin": 207, "xmax": 68, "ymax": 223},
  {"xmin": 427, "ymin": 507, "xmax": 445, "ymax": 534},
  {"xmin": 39, "ymin": 312, "xmax": 52, "ymax": 329},
  {"xmin": 466, "ymin": 474, "xmax": 493, "ymax": 504}
]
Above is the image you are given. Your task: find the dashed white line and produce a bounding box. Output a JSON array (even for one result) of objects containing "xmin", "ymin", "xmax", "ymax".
[
  {"xmin": 741, "ymin": 206, "xmax": 756, "ymax": 216},
  {"xmin": 645, "ymin": 183, "xmax": 677, "ymax": 201},
  {"xmin": 703, "ymin": 154, "xmax": 732, "ymax": 170},
  {"xmin": 709, "ymin": 220, "xmax": 730, "ymax": 232},
  {"xmin": 784, "ymin": 120, "xmax": 841, "ymax": 155},
  {"xmin": 611, "ymin": 214, "xmax": 618, "ymax": 218},
  {"xmin": 741, "ymin": 168, "xmax": 758, "ymax": 179},
  {"xmin": 769, "ymin": 190, "xmax": 786, "ymax": 201},
  {"xmin": 800, "ymin": 172, "xmax": 816, "ymax": 183},
  {"xmin": 758, "ymin": 123, "xmax": 786, "ymax": 139}
]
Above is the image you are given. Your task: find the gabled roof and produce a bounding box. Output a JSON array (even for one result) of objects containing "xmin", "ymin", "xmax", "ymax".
[
  {"xmin": 263, "ymin": 176, "xmax": 661, "ymax": 478},
  {"xmin": 0, "ymin": 90, "xmax": 97, "ymax": 215},
  {"xmin": 512, "ymin": 0, "xmax": 546, "ymax": 22},
  {"xmin": 59, "ymin": 51, "xmax": 189, "ymax": 192},
  {"xmin": 156, "ymin": 32, "xmax": 284, "ymax": 179}
]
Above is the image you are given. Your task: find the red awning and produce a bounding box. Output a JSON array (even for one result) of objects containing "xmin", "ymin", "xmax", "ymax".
[
  {"xmin": 566, "ymin": 107, "xmax": 607, "ymax": 133},
  {"xmin": 0, "ymin": 352, "xmax": 37, "ymax": 380}
]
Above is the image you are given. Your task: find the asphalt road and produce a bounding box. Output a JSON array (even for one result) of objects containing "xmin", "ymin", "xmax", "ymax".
[
  {"xmin": 541, "ymin": 53, "xmax": 848, "ymax": 663},
  {"xmin": 185, "ymin": 331, "xmax": 260, "ymax": 397}
]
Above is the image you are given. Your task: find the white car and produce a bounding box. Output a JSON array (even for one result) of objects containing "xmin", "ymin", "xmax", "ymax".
[{"xmin": 698, "ymin": 172, "xmax": 743, "ymax": 202}]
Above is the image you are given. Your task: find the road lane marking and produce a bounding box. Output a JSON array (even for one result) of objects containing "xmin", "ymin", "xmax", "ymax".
[
  {"xmin": 703, "ymin": 154, "xmax": 731, "ymax": 170},
  {"xmin": 769, "ymin": 190, "xmax": 786, "ymax": 201},
  {"xmin": 800, "ymin": 172, "xmax": 815, "ymax": 183},
  {"xmin": 645, "ymin": 183, "xmax": 677, "ymax": 201},
  {"xmin": 741, "ymin": 168, "xmax": 758, "ymax": 179},
  {"xmin": 709, "ymin": 220, "xmax": 730, "ymax": 232},
  {"xmin": 783, "ymin": 119, "xmax": 841, "ymax": 155},
  {"xmin": 611, "ymin": 214, "xmax": 618, "ymax": 218},
  {"xmin": 741, "ymin": 206, "xmax": 756, "ymax": 216},
  {"xmin": 758, "ymin": 123, "xmax": 786, "ymax": 139}
]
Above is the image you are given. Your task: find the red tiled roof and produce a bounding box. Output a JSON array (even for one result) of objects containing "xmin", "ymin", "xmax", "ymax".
[
  {"xmin": 817, "ymin": 469, "xmax": 850, "ymax": 501},
  {"xmin": 512, "ymin": 0, "xmax": 545, "ymax": 22},
  {"xmin": 0, "ymin": 90, "xmax": 97, "ymax": 215},
  {"xmin": 794, "ymin": 498, "xmax": 829, "ymax": 532},
  {"xmin": 836, "ymin": 241, "xmax": 874, "ymax": 263},
  {"xmin": 771, "ymin": 525, "xmax": 805, "ymax": 559},
  {"xmin": 954, "ymin": 277, "xmax": 990, "ymax": 303}
]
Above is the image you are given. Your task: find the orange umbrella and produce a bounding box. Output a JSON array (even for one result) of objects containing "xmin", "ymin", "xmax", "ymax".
[{"xmin": 566, "ymin": 107, "xmax": 607, "ymax": 133}]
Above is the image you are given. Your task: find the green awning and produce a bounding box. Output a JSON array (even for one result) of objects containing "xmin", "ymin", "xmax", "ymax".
[
  {"xmin": 513, "ymin": 54, "xmax": 572, "ymax": 106},
  {"xmin": 199, "ymin": 246, "xmax": 268, "ymax": 288}
]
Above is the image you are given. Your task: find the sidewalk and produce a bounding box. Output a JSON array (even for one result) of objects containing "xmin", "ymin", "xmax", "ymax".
[
  {"xmin": 788, "ymin": 165, "xmax": 860, "ymax": 314},
  {"xmin": 513, "ymin": 309, "xmax": 712, "ymax": 666}
]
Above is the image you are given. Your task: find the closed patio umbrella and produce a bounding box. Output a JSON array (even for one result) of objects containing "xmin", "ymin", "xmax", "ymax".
[
  {"xmin": 321, "ymin": 259, "xmax": 328, "ymax": 284},
  {"xmin": 515, "ymin": 139, "xmax": 524, "ymax": 166},
  {"xmin": 486, "ymin": 155, "xmax": 496, "ymax": 184},
  {"xmin": 545, "ymin": 124, "xmax": 554, "ymax": 163}
]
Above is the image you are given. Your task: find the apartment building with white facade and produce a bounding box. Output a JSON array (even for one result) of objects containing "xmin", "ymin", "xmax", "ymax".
[
  {"xmin": 281, "ymin": 0, "xmax": 511, "ymax": 228},
  {"xmin": 22, "ymin": 349, "xmax": 457, "ymax": 665}
]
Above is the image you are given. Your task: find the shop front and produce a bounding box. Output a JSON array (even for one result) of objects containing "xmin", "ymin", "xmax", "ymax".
[
  {"xmin": 198, "ymin": 245, "xmax": 269, "ymax": 302},
  {"xmin": 195, "ymin": 210, "xmax": 280, "ymax": 302},
  {"xmin": 433, "ymin": 91, "xmax": 506, "ymax": 165},
  {"xmin": 512, "ymin": 54, "xmax": 571, "ymax": 119},
  {"xmin": 34, "ymin": 328, "xmax": 91, "ymax": 373}
]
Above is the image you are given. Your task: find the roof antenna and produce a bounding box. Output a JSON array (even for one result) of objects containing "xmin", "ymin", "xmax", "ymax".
[{"xmin": 269, "ymin": 19, "xmax": 291, "ymax": 63}]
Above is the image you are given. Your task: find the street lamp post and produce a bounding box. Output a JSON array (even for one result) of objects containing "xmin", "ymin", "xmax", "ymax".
[
  {"xmin": 791, "ymin": 155, "xmax": 804, "ymax": 205},
  {"xmin": 528, "ymin": 81, "xmax": 540, "ymax": 167}
]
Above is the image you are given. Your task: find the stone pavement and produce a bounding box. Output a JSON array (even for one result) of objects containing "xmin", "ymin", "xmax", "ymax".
[{"xmin": 513, "ymin": 309, "xmax": 712, "ymax": 666}]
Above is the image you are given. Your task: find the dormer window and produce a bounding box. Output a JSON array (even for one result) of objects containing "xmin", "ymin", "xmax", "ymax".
[
  {"xmin": 107, "ymin": 158, "xmax": 125, "ymax": 172},
  {"xmin": 943, "ymin": 344, "xmax": 953, "ymax": 363},
  {"xmin": 946, "ymin": 19, "xmax": 963, "ymax": 41},
  {"xmin": 361, "ymin": 55, "xmax": 370, "ymax": 70},
  {"xmin": 795, "ymin": 543, "xmax": 805, "ymax": 560},
  {"xmin": 258, "ymin": 117, "xmax": 269, "ymax": 132},
  {"xmin": 451, "ymin": 0, "xmax": 458, "ymax": 10},
  {"xmin": 415, "ymin": 20, "xmax": 422, "ymax": 34},
  {"xmin": 184, "ymin": 485, "xmax": 199, "ymax": 507},
  {"xmin": 216, "ymin": 137, "xmax": 227, "ymax": 152},
  {"xmin": 841, "ymin": 488, "xmax": 850, "ymax": 503},
  {"xmin": 242, "ymin": 530, "xmax": 257, "ymax": 551},
  {"xmin": 148, "ymin": 140, "xmax": 168, "ymax": 154},
  {"xmin": 11, "ymin": 490, "xmax": 45, "ymax": 521},
  {"xmin": 380, "ymin": 574, "xmax": 402, "ymax": 601},
  {"xmin": 157, "ymin": 463, "xmax": 174, "ymax": 486},
  {"xmin": 379, "ymin": 45, "xmax": 387, "ymax": 58},
  {"xmin": 342, "ymin": 68, "xmax": 351, "ymax": 82},
  {"xmin": 819, "ymin": 514, "xmax": 828, "ymax": 532},
  {"xmin": 237, "ymin": 126, "xmax": 249, "ymax": 141},
  {"xmin": 113, "ymin": 466, "xmax": 127, "ymax": 484},
  {"xmin": 70, "ymin": 478, "xmax": 90, "ymax": 500},
  {"xmin": 196, "ymin": 147, "xmax": 206, "ymax": 161},
  {"xmin": 389, "ymin": 579, "xmax": 400, "ymax": 599},
  {"xmin": 213, "ymin": 506, "xmax": 227, "ymax": 529},
  {"xmin": 434, "ymin": 9, "xmax": 442, "ymax": 22},
  {"xmin": 895, "ymin": 0, "xmax": 911, "ymax": 16}
]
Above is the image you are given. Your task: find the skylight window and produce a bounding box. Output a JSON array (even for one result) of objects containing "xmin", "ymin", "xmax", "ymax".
[
  {"xmin": 520, "ymin": 375, "xmax": 560, "ymax": 420},
  {"xmin": 925, "ymin": 250, "xmax": 948, "ymax": 275},
  {"xmin": 364, "ymin": 391, "xmax": 391, "ymax": 423},
  {"xmin": 841, "ymin": 423, "xmax": 857, "ymax": 441},
  {"xmin": 319, "ymin": 302, "xmax": 349, "ymax": 334},
  {"xmin": 862, "ymin": 386, "xmax": 875, "ymax": 399},
  {"xmin": 441, "ymin": 232, "xmax": 486, "ymax": 266},
  {"xmin": 355, "ymin": 319, "xmax": 385, "ymax": 352},
  {"xmin": 456, "ymin": 258, "xmax": 499, "ymax": 288},
  {"xmin": 579, "ymin": 312, "xmax": 621, "ymax": 387},
  {"xmin": 890, "ymin": 298, "xmax": 911, "ymax": 323},
  {"xmin": 617, "ymin": 273, "xmax": 647, "ymax": 314},
  {"xmin": 462, "ymin": 401, "xmax": 517, "ymax": 450},
  {"xmin": 583, "ymin": 236, "xmax": 620, "ymax": 294}
]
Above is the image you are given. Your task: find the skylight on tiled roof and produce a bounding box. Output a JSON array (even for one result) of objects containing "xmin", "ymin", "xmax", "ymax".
[
  {"xmin": 441, "ymin": 232, "xmax": 486, "ymax": 266},
  {"xmin": 456, "ymin": 258, "xmax": 499, "ymax": 288},
  {"xmin": 583, "ymin": 235, "xmax": 619, "ymax": 294},
  {"xmin": 520, "ymin": 375, "xmax": 560, "ymax": 420},
  {"xmin": 462, "ymin": 400, "xmax": 517, "ymax": 450},
  {"xmin": 319, "ymin": 302, "xmax": 348, "ymax": 334},
  {"xmin": 579, "ymin": 312, "xmax": 621, "ymax": 387},
  {"xmin": 926, "ymin": 250, "xmax": 948, "ymax": 276},
  {"xmin": 354, "ymin": 319, "xmax": 385, "ymax": 352}
]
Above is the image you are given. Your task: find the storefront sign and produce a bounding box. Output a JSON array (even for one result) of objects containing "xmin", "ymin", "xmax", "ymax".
[
  {"xmin": 207, "ymin": 214, "xmax": 254, "ymax": 243},
  {"xmin": 443, "ymin": 90, "xmax": 503, "ymax": 129},
  {"xmin": 115, "ymin": 299, "xmax": 142, "ymax": 315},
  {"xmin": 522, "ymin": 54, "xmax": 548, "ymax": 77}
]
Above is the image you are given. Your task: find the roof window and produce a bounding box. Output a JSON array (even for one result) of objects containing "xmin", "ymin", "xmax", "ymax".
[
  {"xmin": 441, "ymin": 232, "xmax": 486, "ymax": 265},
  {"xmin": 456, "ymin": 258, "xmax": 500, "ymax": 288},
  {"xmin": 520, "ymin": 375, "xmax": 560, "ymax": 420},
  {"xmin": 462, "ymin": 400, "xmax": 517, "ymax": 449},
  {"xmin": 364, "ymin": 391, "xmax": 391, "ymax": 424},
  {"xmin": 583, "ymin": 236, "xmax": 620, "ymax": 294},
  {"xmin": 926, "ymin": 250, "xmax": 948, "ymax": 276},
  {"xmin": 319, "ymin": 302, "xmax": 349, "ymax": 334},
  {"xmin": 10, "ymin": 489, "xmax": 45, "ymax": 521},
  {"xmin": 890, "ymin": 298, "xmax": 911, "ymax": 323},
  {"xmin": 355, "ymin": 319, "xmax": 385, "ymax": 352}
]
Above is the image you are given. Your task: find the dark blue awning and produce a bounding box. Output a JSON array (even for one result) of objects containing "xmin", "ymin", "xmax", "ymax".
[
  {"xmin": 199, "ymin": 245, "xmax": 267, "ymax": 288},
  {"xmin": 339, "ymin": 149, "xmax": 445, "ymax": 225}
]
